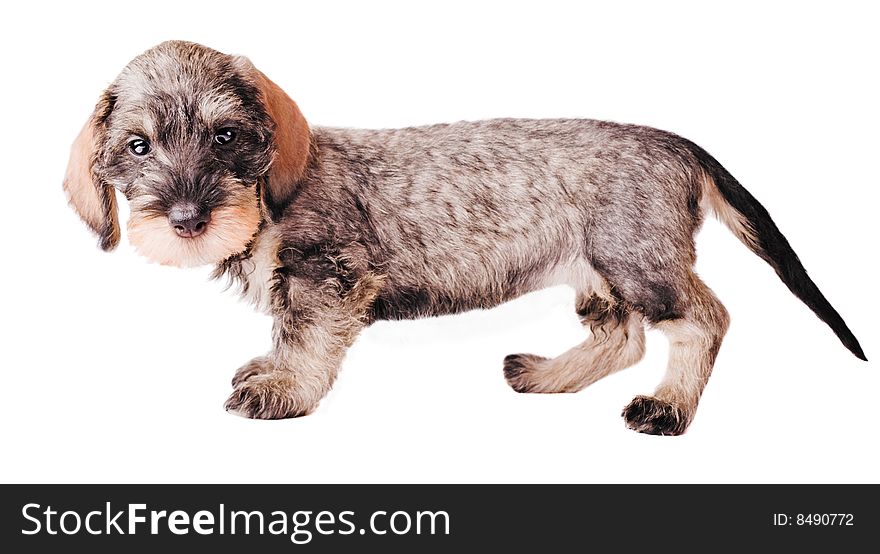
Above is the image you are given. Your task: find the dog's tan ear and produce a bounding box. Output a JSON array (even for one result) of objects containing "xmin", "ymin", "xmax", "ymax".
[
  {"xmin": 235, "ymin": 57, "xmax": 311, "ymax": 211},
  {"xmin": 63, "ymin": 91, "xmax": 120, "ymax": 251}
]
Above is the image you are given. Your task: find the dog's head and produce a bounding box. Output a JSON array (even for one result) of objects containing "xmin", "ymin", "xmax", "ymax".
[{"xmin": 63, "ymin": 40, "xmax": 310, "ymax": 267}]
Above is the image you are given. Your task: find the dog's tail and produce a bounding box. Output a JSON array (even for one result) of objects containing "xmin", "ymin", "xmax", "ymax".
[{"xmin": 685, "ymin": 139, "xmax": 866, "ymax": 361}]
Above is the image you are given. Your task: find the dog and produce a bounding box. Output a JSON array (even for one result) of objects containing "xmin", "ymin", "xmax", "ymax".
[{"xmin": 63, "ymin": 40, "xmax": 866, "ymax": 435}]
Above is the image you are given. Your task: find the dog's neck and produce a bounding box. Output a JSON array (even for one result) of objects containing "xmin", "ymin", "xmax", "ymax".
[
  {"xmin": 213, "ymin": 221, "xmax": 280, "ymax": 313},
  {"xmin": 211, "ymin": 137, "xmax": 321, "ymax": 305}
]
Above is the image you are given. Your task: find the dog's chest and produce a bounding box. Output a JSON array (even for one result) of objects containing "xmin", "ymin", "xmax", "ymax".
[{"xmin": 232, "ymin": 229, "xmax": 280, "ymax": 313}]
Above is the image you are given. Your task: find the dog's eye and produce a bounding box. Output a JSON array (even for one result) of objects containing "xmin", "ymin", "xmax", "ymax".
[
  {"xmin": 214, "ymin": 128, "xmax": 237, "ymax": 146},
  {"xmin": 128, "ymin": 138, "xmax": 151, "ymax": 156}
]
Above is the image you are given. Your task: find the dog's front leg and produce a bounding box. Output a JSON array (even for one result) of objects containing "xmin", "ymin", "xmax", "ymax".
[{"xmin": 224, "ymin": 270, "xmax": 381, "ymax": 419}]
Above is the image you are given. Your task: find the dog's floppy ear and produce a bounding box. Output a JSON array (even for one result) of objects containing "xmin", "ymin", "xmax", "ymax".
[
  {"xmin": 63, "ymin": 91, "xmax": 120, "ymax": 251},
  {"xmin": 235, "ymin": 56, "xmax": 311, "ymax": 212}
]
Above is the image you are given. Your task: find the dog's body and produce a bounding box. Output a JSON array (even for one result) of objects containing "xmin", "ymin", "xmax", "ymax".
[
  {"xmin": 64, "ymin": 41, "xmax": 865, "ymax": 435},
  {"xmin": 225, "ymin": 120, "xmax": 701, "ymax": 320}
]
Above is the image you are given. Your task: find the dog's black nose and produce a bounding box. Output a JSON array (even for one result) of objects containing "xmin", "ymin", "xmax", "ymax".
[{"xmin": 168, "ymin": 203, "xmax": 211, "ymax": 238}]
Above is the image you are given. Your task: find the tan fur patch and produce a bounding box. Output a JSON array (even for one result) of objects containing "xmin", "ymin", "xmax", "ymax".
[
  {"xmin": 700, "ymin": 171, "xmax": 759, "ymax": 251},
  {"xmin": 127, "ymin": 187, "xmax": 261, "ymax": 267},
  {"xmin": 234, "ymin": 227, "xmax": 281, "ymax": 313},
  {"xmin": 252, "ymin": 70, "xmax": 311, "ymax": 203},
  {"xmin": 63, "ymin": 117, "xmax": 120, "ymax": 249}
]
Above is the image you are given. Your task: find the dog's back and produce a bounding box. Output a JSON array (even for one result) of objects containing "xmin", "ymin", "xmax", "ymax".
[{"xmin": 300, "ymin": 119, "xmax": 706, "ymax": 322}]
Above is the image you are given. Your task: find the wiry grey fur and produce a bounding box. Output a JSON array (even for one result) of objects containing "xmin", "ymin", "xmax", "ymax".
[{"xmin": 65, "ymin": 41, "xmax": 865, "ymax": 436}]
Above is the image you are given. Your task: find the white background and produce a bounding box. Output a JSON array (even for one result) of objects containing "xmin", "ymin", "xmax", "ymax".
[{"xmin": 1, "ymin": 1, "xmax": 877, "ymax": 483}]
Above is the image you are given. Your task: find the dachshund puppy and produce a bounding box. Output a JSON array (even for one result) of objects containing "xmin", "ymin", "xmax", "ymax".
[{"xmin": 64, "ymin": 40, "xmax": 865, "ymax": 435}]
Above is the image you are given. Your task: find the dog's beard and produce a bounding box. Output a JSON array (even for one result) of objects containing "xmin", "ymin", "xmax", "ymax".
[{"xmin": 127, "ymin": 189, "xmax": 261, "ymax": 268}]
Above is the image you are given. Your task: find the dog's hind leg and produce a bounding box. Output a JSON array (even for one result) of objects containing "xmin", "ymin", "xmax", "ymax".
[
  {"xmin": 621, "ymin": 272, "xmax": 729, "ymax": 435},
  {"xmin": 503, "ymin": 293, "xmax": 646, "ymax": 394}
]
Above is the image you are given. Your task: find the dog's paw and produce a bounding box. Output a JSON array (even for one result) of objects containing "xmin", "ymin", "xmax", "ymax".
[
  {"xmin": 622, "ymin": 395, "xmax": 690, "ymax": 436},
  {"xmin": 225, "ymin": 373, "xmax": 315, "ymax": 420},
  {"xmin": 502, "ymin": 353, "xmax": 550, "ymax": 393},
  {"xmin": 231, "ymin": 356, "xmax": 271, "ymax": 387}
]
